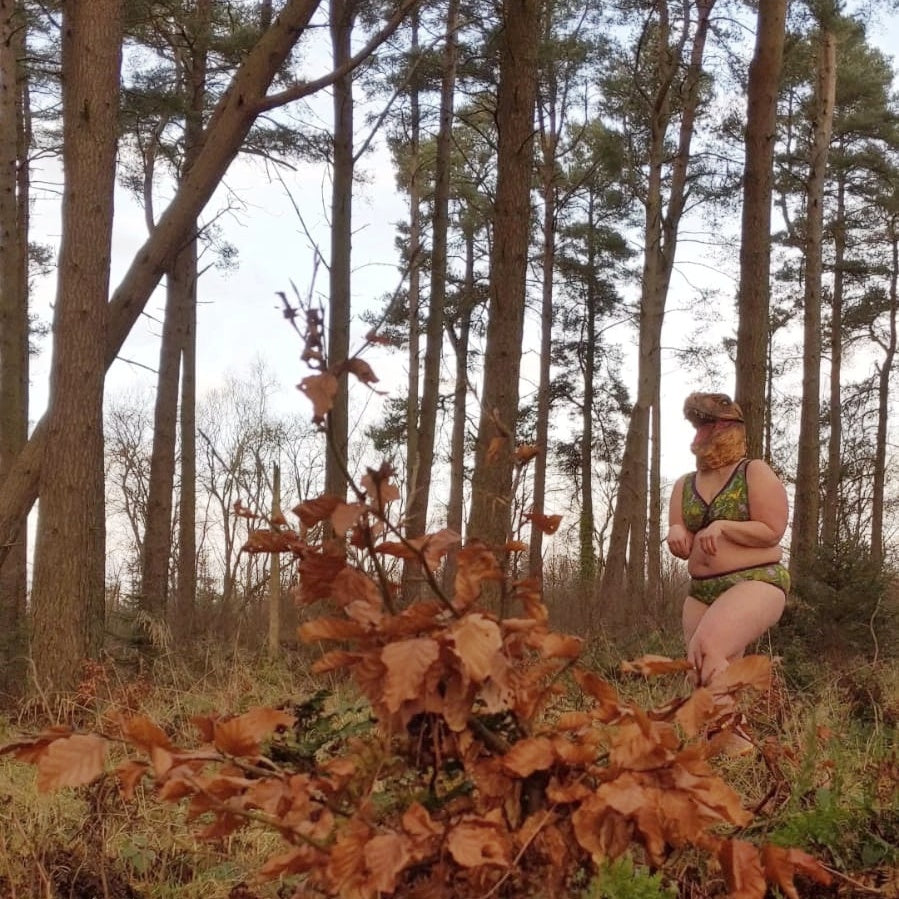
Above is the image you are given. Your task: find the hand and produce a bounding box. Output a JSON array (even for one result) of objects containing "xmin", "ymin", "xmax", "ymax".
[
  {"xmin": 696, "ymin": 520, "xmax": 725, "ymax": 556},
  {"xmin": 666, "ymin": 524, "xmax": 693, "ymax": 559}
]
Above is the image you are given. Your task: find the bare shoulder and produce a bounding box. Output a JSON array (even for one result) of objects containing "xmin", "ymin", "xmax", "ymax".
[{"xmin": 746, "ymin": 458, "xmax": 785, "ymax": 487}]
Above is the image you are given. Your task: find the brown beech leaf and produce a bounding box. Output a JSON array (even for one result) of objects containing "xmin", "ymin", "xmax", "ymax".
[
  {"xmin": 297, "ymin": 546, "xmax": 347, "ymax": 603},
  {"xmin": 450, "ymin": 613, "xmax": 502, "ymax": 682},
  {"xmin": 609, "ymin": 719, "xmax": 679, "ymax": 770},
  {"xmin": 504, "ymin": 540, "xmax": 528, "ymax": 552},
  {"xmin": 298, "ymin": 372, "xmax": 338, "ymax": 423},
  {"xmin": 115, "ymin": 759, "xmax": 150, "ymax": 801},
  {"xmin": 242, "ymin": 529, "xmax": 296, "ymax": 554},
  {"xmin": 446, "ymin": 821, "xmax": 511, "ymax": 868},
  {"xmin": 573, "ymin": 669, "xmax": 626, "ymax": 723},
  {"xmin": 259, "ymin": 846, "xmax": 322, "ymax": 880},
  {"xmin": 718, "ymin": 839, "xmax": 766, "ymax": 899},
  {"xmin": 331, "ymin": 501, "xmax": 366, "ymax": 535},
  {"xmin": 761, "ymin": 844, "xmax": 831, "ymax": 899},
  {"xmin": 708, "ymin": 655, "xmax": 772, "ymax": 695},
  {"xmin": 453, "ymin": 541, "xmax": 502, "ymax": 611},
  {"xmin": 339, "ymin": 357, "xmax": 380, "ymax": 385},
  {"xmin": 36, "ymin": 733, "xmax": 107, "ymax": 792},
  {"xmin": 213, "ymin": 707, "xmax": 290, "ymax": 757},
  {"xmin": 409, "ymin": 528, "xmax": 461, "ymax": 570},
  {"xmin": 331, "ymin": 566, "xmax": 384, "ymax": 611},
  {"xmin": 502, "ymin": 736, "xmax": 555, "ymax": 777},
  {"xmin": 620, "ymin": 654, "xmax": 694, "ymax": 676},
  {"xmin": 515, "ymin": 444, "xmax": 540, "ymax": 463},
  {"xmin": 402, "ymin": 802, "xmax": 444, "ymax": 842},
  {"xmin": 529, "ymin": 630, "xmax": 583, "ymax": 660},
  {"xmin": 361, "ymin": 464, "xmax": 401, "ymax": 509},
  {"xmin": 293, "ymin": 494, "xmax": 341, "ymax": 528},
  {"xmin": 326, "ymin": 816, "xmax": 373, "ymax": 896},
  {"xmin": 299, "ymin": 617, "xmax": 368, "ymax": 642},
  {"xmin": 363, "ymin": 833, "xmax": 412, "ymax": 894},
  {"xmin": 674, "ymin": 687, "xmax": 718, "ymax": 737},
  {"xmin": 486, "ymin": 435, "xmax": 508, "ymax": 463},
  {"xmin": 0, "ymin": 725, "xmax": 72, "ymax": 763},
  {"xmin": 528, "ymin": 512, "xmax": 563, "ymax": 535},
  {"xmin": 311, "ymin": 649, "xmax": 359, "ymax": 674},
  {"xmin": 381, "ymin": 638, "xmax": 440, "ymax": 714},
  {"xmin": 572, "ymin": 797, "xmax": 633, "ymax": 863},
  {"xmin": 121, "ymin": 715, "xmax": 174, "ymax": 753}
]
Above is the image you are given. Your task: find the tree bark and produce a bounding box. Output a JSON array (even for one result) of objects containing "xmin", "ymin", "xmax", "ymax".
[
  {"xmin": 405, "ymin": 0, "xmax": 459, "ymax": 594},
  {"xmin": 820, "ymin": 175, "xmax": 845, "ymax": 548},
  {"xmin": 790, "ymin": 29, "xmax": 836, "ymax": 581},
  {"xmin": 870, "ymin": 220, "xmax": 897, "ymax": 567},
  {"xmin": 467, "ymin": 0, "xmax": 539, "ymax": 567},
  {"xmin": 325, "ymin": 0, "xmax": 356, "ymax": 502},
  {"xmin": 29, "ymin": 0, "xmax": 123, "ymax": 695},
  {"xmin": 0, "ymin": 0, "xmax": 29, "ymax": 697},
  {"xmin": 735, "ymin": 0, "xmax": 787, "ymax": 458}
]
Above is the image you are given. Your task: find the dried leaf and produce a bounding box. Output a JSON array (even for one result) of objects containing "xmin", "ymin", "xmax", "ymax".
[
  {"xmin": 451, "ymin": 613, "xmax": 502, "ymax": 682},
  {"xmin": 718, "ymin": 839, "xmax": 766, "ymax": 899},
  {"xmin": 528, "ymin": 512, "xmax": 563, "ymax": 535},
  {"xmin": 761, "ymin": 844, "xmax": 831, "ymax": 899},
  {"xmin": 121, "ymin": 715, "xmax": 173, "ymax": 753},
  {"xmin": 311, "ymin": 649, "xmax": 359, "ymax": 674},
  {"xmin": 674, "ymin": 688, "xmax": 718, "ymax": 737},
  {"xmin": 408, "ymin": 528, "xmax": 461, "ymax": 570},
  {"xmin": 402, "ymin": 802, "xmax": 443, "ymax": 842},
  {"xmin": 364, "ymin": 833, "xmax": 412, "ymax": 893},
  {"xmin": 115, "ymin": 759, "xmax": 150, "ymax": 801},
  {"xmin": 242, "ymin": 529, "xmax": 296, "ymax": 554},
  {"xmin": 530, "ymin": 630, "xmax": 583, "ymax": 660},
  {"xmin": 620, "ymin": 654, "xmax": 694, "ymax": 676},
  {"xmin": 453, "ymin": 541, "xmax": 502, "ymax": 611},
  {"xmin": 361, "ymin": 464, "xmax": 400, "ymax": 510},
  {"xmin": 0, "ymin": 725, "xmax": 72, "ymax": 763},
  {"xmin": 214, "ymin": 707, "xmax": 291, "ymax": 758},
  {"xmin": 297, "ymin": 546, "xmax": 347, "ymax": 603},
  {"xmin": 447, "ymin": 820, "xmax": 511, "ymax": 868},
  {"xmin": 381, "ymin": 638, "xmax": 440, "ymax": 714},
  {"xmin": 340, "ymin": 357, "xmax": 380, "ymax": 385},
  {"xmin": 331, "ymin": 502, "xmax": 366, "ymax": 535},
  {"xmin": 259, "ymin": 846, "xmax": 321, "ymax": 880},
  {"xmin": 294, "ymin": 494, "xmax": 341, "ymax": 528},
  {"xmin": 502, "ymin": 736, "xmax": 555, "ymax": 777},
  {"xmin": 298, "ymin": 372, "xmax": 338, "ymax": 423},
  {"xmin": 573, "ymin": 669, "xmax": 626, "ymax": 723},
  {"xmin": 708, "ymin": 655, "xmax": 772, "ymax": 695},
  {"xmin": 515, "ymin": 444, "xmax": 540, "ymax": 463},
  {"xmin": 36, "ymin": 733, "xmax": 107, "ymax": 792},
  {"xmin": 299, "ymin": 617, "xmax": 368, "ymax": 642}
]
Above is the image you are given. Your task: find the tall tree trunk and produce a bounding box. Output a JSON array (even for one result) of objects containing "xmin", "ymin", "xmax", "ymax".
[
  {"xmin": 405, "ymin": 0, "xmax": 459, "ymax": 596},
  {"xmin": 467, "ymin": 0, "xmax": 539, "ymax": 568},
  {"xmin": 176, "ymin": 269, "xmax": 198, "ymax": 637},
  {"xmin": 870, "ymin": 220, "xmax": 898, "ymax": 567},
  {"xmin": 405, "ymin": 10, "xmax": 421, "ymax": 533},
  {"xmin": 790, "ymin": 29, "xmax": 836, "ymax": 582},
  {"xmin": 821, "ymin": 175, "xmax": 845, "ymax": 548},
  {"xmin": 579, "ymin": 200, "xmax": 597, "ymax": 596},
  {"xmin": 530, "ymin": 0, "xmax": 559, "ymax": 581},
  {"xmin": 600, "ymin": 0, "xmax": 715, "ymax": 611},
  {"xmin": 0, "ymin": 0, "xmax": 28, "ymax": 698},
  {"xmin": 142, "ymin": 0, "xmax": 210, "ymax": 631},
  {"xmin": 735, "ymin": 0, "xmax": 787, "ymax": 457},
  {"xmin": 30, "ymin": 0, "xmax": 123, "ymax": 695},
  {"xmin": 325, "ymin": 0, "xmax": 356, "ymax": 502},
  {"xmin": 443, "ymin": 227, "xmax": 475, "ymax": 588},
  {"xmin": 0, "ymin": 0, "xmax": 405, "ymax": 567}
]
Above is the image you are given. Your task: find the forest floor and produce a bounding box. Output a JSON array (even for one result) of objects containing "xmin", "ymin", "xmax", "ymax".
[{"xmin": 0, "ymin": 633, "xmax": 896, "ymax": 899}]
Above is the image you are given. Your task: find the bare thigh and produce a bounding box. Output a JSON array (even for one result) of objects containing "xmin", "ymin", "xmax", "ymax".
[{"xmin": 688, "ymin": 579, "xmax": 786, "ymax": 664}]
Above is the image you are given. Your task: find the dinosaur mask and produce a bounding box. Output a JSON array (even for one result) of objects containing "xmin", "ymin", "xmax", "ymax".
[{"xmin": 683, "ymin": 392, "xmax": 747, "ymax": 471}]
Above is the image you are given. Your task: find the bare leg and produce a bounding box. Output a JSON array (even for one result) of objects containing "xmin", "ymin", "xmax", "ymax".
[{"xmin": 685, "ymin": 581, "xmax": 785, "ymax": 685}]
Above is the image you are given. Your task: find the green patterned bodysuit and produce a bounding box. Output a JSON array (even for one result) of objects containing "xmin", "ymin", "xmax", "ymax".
[{"xmin": 682, "ymin": 458, "xmax": 790, "ymax": 604}]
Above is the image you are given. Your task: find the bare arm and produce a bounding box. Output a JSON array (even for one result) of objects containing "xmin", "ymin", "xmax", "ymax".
[{"xmin": 665, "ymin": 474, "xmax": 693, "ymax": 559}]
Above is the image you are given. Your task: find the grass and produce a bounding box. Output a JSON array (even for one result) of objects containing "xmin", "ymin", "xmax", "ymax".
[{"xmin": 1, "ymin": 637, "xmax": 897, "ymax": 899}]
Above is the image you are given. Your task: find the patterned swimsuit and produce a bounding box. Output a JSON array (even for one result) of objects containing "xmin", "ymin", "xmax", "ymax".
[{"xmin": 682, "ymin": 459, "xmax": 790, "ymax": 604}]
